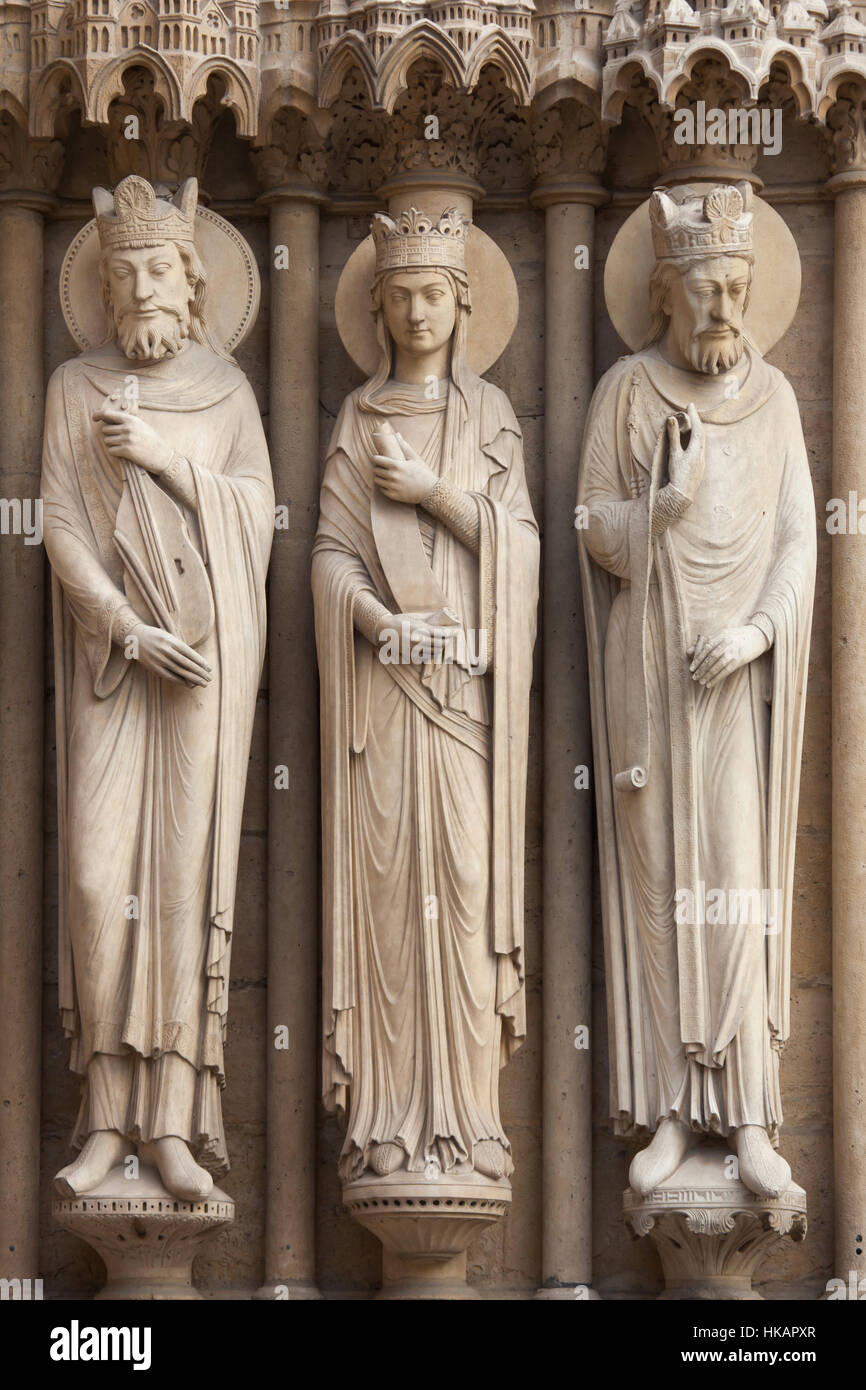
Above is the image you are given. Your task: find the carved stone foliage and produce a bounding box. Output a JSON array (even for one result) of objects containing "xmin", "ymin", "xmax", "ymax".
[
  {"xmin": 0, "ymin": 111, "xmax": 63, "ymax": 195},
  {"xmin": 250, "ymin": 105, "xmax": 328, "ymax": 193},
  {"xmin": 624, "ymin": 1168, "xmax": 808, "ymax": 1301},
  {"xmin": 625, "ymin": 58, "xmax": 760, "ymax": 179},
  {"xmin": 381, "ymin": 62, "xmax": 532, "ymax": 189},
  {"xmin": 255, "ymin": 61, "xmax": 535, "ymax": 198},
  {"xmin": 826, "ymin": 76, "xmax": 866, "ymax": 172},
  {"xmin": 53, "ymin": 1177, "xmax": 235, "ymax": 1302},
  {"xmin": 105, "ymin": 65, "xmax": 226, "ymax": 188},
  {"xmin": 530, "ymin": 99, "xmax": 607, "ymax": 181}
]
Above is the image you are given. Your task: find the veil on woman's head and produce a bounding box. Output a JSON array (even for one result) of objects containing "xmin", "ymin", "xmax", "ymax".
[{"xmin": 358, "ymin": 265, "xmax": 473, "ymax": 422}]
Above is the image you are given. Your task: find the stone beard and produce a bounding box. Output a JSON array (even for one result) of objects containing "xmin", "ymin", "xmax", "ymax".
[
  {"xmin": 313, "ymin": 210, "xmax": 539, "ymax": 1187},
  {"xmin": 111, "ymin": 268, "xmax": 189, "ymax": 361},
  {"xmin": 578, "ymin": 184, "xmax": 816, "ymax": 1200},
  {"xmin": 42, "ymin": 177, "xmax": 274, "ymax": 1202}
]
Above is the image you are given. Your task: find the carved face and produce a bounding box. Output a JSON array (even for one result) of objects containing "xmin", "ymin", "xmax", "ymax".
[
  {"xmin": 661, "ymin": 255, "xmax": 751, "ymax": 376},
  {"xmin": 382, "ymin": 270, "xmax": 457, "ymax": 361},
  {"xmin": 104, "ymin": 241, "xmax": 195, "ymax": 362}
]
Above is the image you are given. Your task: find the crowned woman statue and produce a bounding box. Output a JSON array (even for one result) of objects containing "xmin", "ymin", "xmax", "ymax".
[{"xmin": 312, "ymin": 207, "xmax": 539, "ymax": 1191}]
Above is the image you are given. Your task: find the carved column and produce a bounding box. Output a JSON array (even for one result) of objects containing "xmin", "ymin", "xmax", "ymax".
[
  {"xmin": 826, "ymin": 80, "xmax": 866, "ymax": 1292},
  {"xmin": 530, "ymin": 102, "xmax": 606, "ymax": 1301},
  {"xmin": 0, "ymin": 115, "xmax": 61, "ymax": 1284},
  {"xmin": 254, "ymin": 127, "xmax": 327, "ymax": 1298}
]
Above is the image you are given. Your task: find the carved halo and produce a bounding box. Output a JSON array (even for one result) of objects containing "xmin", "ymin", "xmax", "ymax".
[
  {"xmin": 604, "ymin": 189, "xmax": 801, "ymax": 355},
  {"xmin": 60, "ymin": 201, "xmax": 261, "ymax": 356},
  {"xmin": 335, "ymin": 220, "xmax": 519, "ymax": 378}
]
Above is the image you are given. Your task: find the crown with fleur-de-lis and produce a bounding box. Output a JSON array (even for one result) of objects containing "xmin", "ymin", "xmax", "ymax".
[
  {"xmin": 371, "ymin": 206, "xmax": 470, "ymax": 274},
  {"xmin": 93, "ymin": 175, "xmax": 198, "ymax": 251},
  {"xmin": 650, "ymin": 183, "xmax": 754, "ymax": 261}
]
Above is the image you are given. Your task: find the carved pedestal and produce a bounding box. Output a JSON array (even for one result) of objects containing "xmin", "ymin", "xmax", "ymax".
[
  {"xmin": 624, "ymin": 1144, "xmax": 807, "ymax": 1300},
  {"xmin": 343, "ymin": 1171, "xmax": 511, "ymax": 1300},
  {"xmin": 53, "ymin": 1164, "xmax": 234, "ymax": 1300}
]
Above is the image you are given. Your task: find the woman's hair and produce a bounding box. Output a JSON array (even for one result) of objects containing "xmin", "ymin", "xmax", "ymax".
[
  {"xmin": 358, "ymin": 265, "xmax": 473, "ymax": 419},
  {"xmin": 643, "ymin": 253, "xmax": 755, "ymax": 348},
  {"xmin": 99, "ymin": 240, "xmax": 227, "ymax": 357}
]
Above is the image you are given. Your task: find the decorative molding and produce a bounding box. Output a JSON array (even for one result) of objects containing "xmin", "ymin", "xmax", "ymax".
[
  {"xmin": 602, "ymin": 0, "xmax": 866, "ymax": 123},
  {"xmin": 7, "ymin": 1, "xmax": 866, "ymax": 163},
  {"xmin": 826, "ymin": 73, "xmax": 866, "ymax": 171},
  {"xmin": 104, "ymin": 63, "xmax": 226, "ymax": 184},
  {"xmin": 0, "ymin": 107, "xmax": 63, "ymax": 196},
  {"xmin": 531, "ymin": 96, "xmax": 607, "ymax": 179},
  {"xmin": 255, "ymin": 60, "xmax": 535, "ymax": 198},
  {"xmin": 623, "ymin": 1151, "xmax": 809, "ymax": 1300}
]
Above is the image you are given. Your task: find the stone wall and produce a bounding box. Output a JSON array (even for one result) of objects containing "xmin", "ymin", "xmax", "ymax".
[{"xmin": 2, "ymin": 4, "xmax": 862, "ymax": 1301}]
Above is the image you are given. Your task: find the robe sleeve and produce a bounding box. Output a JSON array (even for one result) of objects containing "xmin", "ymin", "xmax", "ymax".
[
  {"xmin": 480, "ymin": 403, "xmax": 540, "ymax": 1058},
  {"xmin": 41, "ymin": 366, "xmax": 137, "ymax": 696},
  {"xmin": 579, "ymin": 367, "xmax": 645, "ymax": 581}
]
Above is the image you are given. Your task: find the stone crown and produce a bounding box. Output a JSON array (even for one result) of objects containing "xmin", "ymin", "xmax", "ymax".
[
  {"xmin": 372, "ymin": 207, "xmax": 470, "ymax": 275},
  {"xmin": 93, "ymin": 175, "xmax": 198, "ymax": 251},
  {"xmin": 650, "ymin": 183, "xmax": 754, "ymax": 261}
]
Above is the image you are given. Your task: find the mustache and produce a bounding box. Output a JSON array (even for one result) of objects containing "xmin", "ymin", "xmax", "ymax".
[
  {"xmin": 689, "ymin": 325, "xmax": 743, "ymax": 376},
  {"xmin": 117, "ymin": 303, "xmax": 185, "ymax": 323}
]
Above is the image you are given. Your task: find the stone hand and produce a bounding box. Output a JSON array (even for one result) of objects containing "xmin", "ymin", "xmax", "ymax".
[
  {"xmin": 383, "ymin": 612, "xmax": 459, "ymax": 662},
  {"xmin": 372, "ymin": 432, "xmax": 438, "ymax": 504},
  {"xmin": 687, "ymin": 625, "xmax": 770, "ymax": 688},
  {"xmin": 132, "ymin": 624, "xmax": 212, "ymax": 686},
  {"xmin": 666, "ymin": 402, "xmax": 705, "ymax": 500},
  {"xmin": 93, "ymin": 407, "xmax": 174, "ymax": 475}
]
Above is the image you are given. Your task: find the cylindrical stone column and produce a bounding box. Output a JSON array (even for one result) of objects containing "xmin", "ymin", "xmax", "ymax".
[
  {"xmin": 0, "ymin": 196, "xmax": 49, "ymax": 1282},
  {"xmin": 530, "ymin": 179, "xmax": 607, "ymax": 1299},
  {"xmin": 255, "ymin": 185, "xmax": 326, "ymax": 1300},
  {"xmin": 828, "ymin": 165, "xmax": 866, "ymax": 1290}
]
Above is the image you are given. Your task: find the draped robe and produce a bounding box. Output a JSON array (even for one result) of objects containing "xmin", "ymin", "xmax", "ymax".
[
  {"xmin": 42, "ymin": 341, "xmax": 273, "ymax": 1174},
  {"xmin": 313, "ymin": 371, "xmax": 538, "ymax": 1181},
  {"xmin": 578, "ymin": 343, "xmax": 815, "ymax": 1140}
]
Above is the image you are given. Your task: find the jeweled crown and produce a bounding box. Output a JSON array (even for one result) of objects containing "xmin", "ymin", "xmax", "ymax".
[
  {"xmin": 371, "ymin": 206, "xmax": 470, "ymax": 274},
  {"xmin": 93, "ymin": 175, "xmax": 198, "ymax": 251},
  {"xmin": 650, "ymin": 183, "xmax": 754, "ymax": 261}
]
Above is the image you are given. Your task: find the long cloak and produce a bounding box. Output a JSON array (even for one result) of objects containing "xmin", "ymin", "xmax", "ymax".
[
  {"xmin": 578, "ymin": 343, "xmax": 815, "ymax": 1138},
  {"xmin": 313, "ymin": 370, "xmax": 538, "ymax": 1178},
  {"xmin": 42, "ymin": 341, "xmax": 273, "ymax": 1172}
]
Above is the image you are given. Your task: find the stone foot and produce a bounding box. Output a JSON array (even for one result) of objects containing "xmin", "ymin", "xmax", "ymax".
[
  {"xmin": 623, "ymin": 1142, "xmax": 806, "ymax": 1299},
  {"xmin": 473, "ymin": 1139, "xmax": 507, "ymax": 1180},
  {"xmin": 370, "ymin": 1141, "xmax": 405, "ymax": 1176},
  {"xmin": 54, "ymin": 1130, "xmax": 128, "ymax": 1197},
  {"xmin": 53, "ymin": 1163, "xmax": 234, "ymax": 1300},
  {"xmin": 735, "ymin": 1125, "xmax": 791, "ymax": 1199},
  {"xmin": 629, "ymin": 1118, "xmax": 692, "ymax": 1196},
  {"xmin": 153, "ymin": 1136, "xmax": 213, "ymax": 1202}
]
